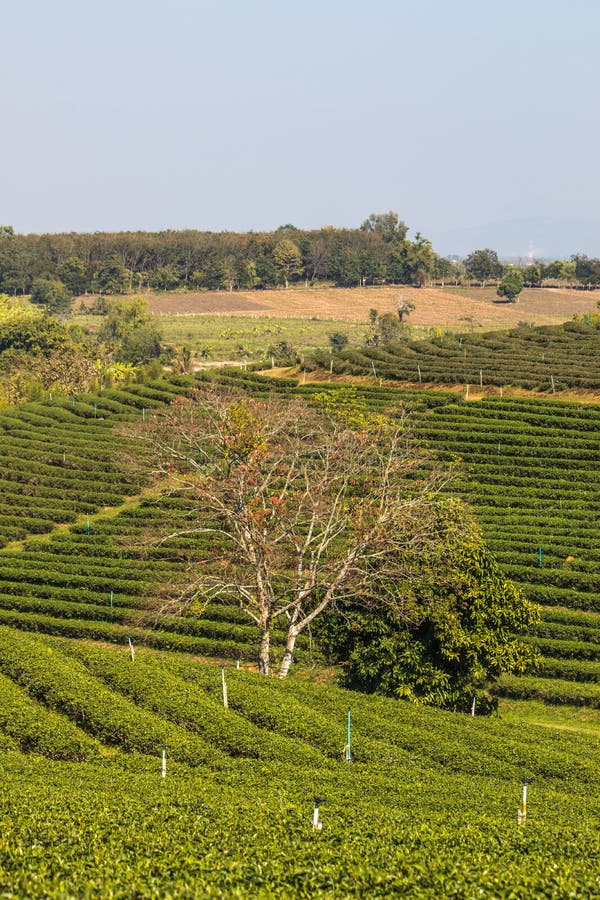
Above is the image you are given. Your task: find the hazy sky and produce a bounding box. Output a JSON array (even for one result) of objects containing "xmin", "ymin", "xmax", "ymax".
[{"xmin": 3, "ymin": 0, "xmax": 599, "ymax": 256}]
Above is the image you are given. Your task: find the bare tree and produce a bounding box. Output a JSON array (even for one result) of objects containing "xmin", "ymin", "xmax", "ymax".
[{"xmin": 131, "ymin": 389, "xmax": 457, "ymax": 677}]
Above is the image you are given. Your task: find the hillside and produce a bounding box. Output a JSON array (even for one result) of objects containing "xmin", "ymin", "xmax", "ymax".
[
  {"xmin": 1, "ymin": 370, "xmax": 600, "ymax": 895},
  {"xmin": 317, "ymin": 319, "xmax": 600, "ymax": 392},
  {"xmin": 0, "ymin": 628, "xmax": 599, "ymax": 897},
  {"xmin": 0, "ymin": 372, "xmax": 599, "ymax": 713}
]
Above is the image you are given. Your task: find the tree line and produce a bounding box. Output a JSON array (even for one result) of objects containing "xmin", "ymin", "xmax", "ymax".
[
  {"xmin": 0, "ymin": 219, "xmax": 596, "ymax": 300},
  {"xmin": 0, "ymin": 215, "xmax": 438, "ymax": 296},
  {"xmin": 460, "ymin": 248, "xmax": 597, "ymax": 287}
]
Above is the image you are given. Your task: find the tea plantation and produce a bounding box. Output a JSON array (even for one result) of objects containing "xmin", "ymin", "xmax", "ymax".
[
  {"xmin": 317, "ymin": 318, "xmax": 600, "ymax": 391},
  {"xmin": 1, "ymin": 629, "xmax": 599, "ymax": 897},
  {"xmin": 1, "ymin": 370, "xmax": 600, "ymax": 895}
]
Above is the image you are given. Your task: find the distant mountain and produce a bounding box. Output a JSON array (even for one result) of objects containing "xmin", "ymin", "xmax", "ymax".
[{"xmin": 428, "ymin": 217, "xmax": 600, "ymax": 261}]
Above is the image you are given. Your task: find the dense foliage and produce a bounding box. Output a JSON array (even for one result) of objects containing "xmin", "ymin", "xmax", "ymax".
[
  {"xmin": 322, "ymin": 530, "xmax": 538, "ymax": 711},
  {"xmin": 0, "ymin": 293, "xmax": 164, "ymax": 405},
  {"xmin": 0, "ymin": 216, "xmax": 439, "ymax": 294}
]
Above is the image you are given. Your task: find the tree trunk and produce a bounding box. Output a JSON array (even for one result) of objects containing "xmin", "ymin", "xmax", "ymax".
[
  {"xmin": 258, "ymin": 627, "xmax": 271, "ymax": 675},
  {"xmin": 278, "ymin": 626, "xmax": 298, "ymax": 679}
]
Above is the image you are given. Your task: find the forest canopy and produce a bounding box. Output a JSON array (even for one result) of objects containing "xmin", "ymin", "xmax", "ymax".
[{"xmin": 0, "ymin": 217, "xmax": 442, "ymax": 294}]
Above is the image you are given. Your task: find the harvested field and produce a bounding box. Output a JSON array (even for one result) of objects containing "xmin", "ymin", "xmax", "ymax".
[{"xmin": 112, "ymin": 286, "xmax": 600, "ymax": 329}]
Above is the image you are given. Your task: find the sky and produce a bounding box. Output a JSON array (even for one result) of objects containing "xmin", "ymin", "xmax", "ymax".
[{"xmin": 2, "ymin": 0, "xmax": 599, "ymax": 257}]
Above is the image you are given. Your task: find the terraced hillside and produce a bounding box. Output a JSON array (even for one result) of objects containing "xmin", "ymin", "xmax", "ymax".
[
  {"xmin": 1, "ymin": 372, "xmax": 600, "ymax": 894},
  {"xmin": 316, "ymin": 318, "xmax": 600, "ymax": 391},
  {"xmin": 0, "ymin": 377, "xmax": 315, "ymax": 666},
  {"xmin": 1, "ymin": 371, "xmax": 600, "ymax": 711},
  {"xmin": 417, "ymin": 395, "xmax": 600, "ymax": 710},
  {"xmin": 0, "ymin": 379, "xmax": 197, "ymax": 546},
  {"xmin": 0, "ymin": 627, "xmax": 599, "ymax": 897},
  {"xmin": 212, "ymin": 374, "xmax": 600, "ymax": 711}
]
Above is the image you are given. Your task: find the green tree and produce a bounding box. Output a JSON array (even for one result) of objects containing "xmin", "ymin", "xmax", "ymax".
[
  {"xmin": 266, "ymin": 340, "xmax": 296, "ymax": 361},
  {"xmin": 523, "ymin": 263, "xmax": 544, "ymax": 287},
  {"xmin": 330, "ymin": 246, "xmax": 360, "ymax": 287},
  {"xmin": 386, "ymin": 242, "xmax": 410, "ymax": 283},
  {"xmin": 119, "ymin": 327, "xmax": 162, "ymax": 364},
  {"xmin": 29, "ymin": 278, "xmax": 72, "ymax": 314},
  {"xmin": 150, "ymin": 266, "xmax": 180, "ymax": 291},
  {"xmin": 377, "ymin": 312, "xmax": 402, "ymax": 343},
  {"xmin": 236, "ymin": 259, "xmax": 258, "ymax": 289},
  {"xmin": 202, "ymin": 260, "xmax": 228, "ymax": 290},
  {"xmin": 92, "ymin": 257, "xmax": 131, "ymax": 294},
  {"xmin": 358, "ymin": 248, "xmax": 385, "ymax": 285},
  {"xmin": 432, "ymin": 255, "xmax": 457, "ymax": 284},
  {"xmin": 546, "ymin": 259, "xmax": 576, "ymax": 282},
  {"xmin": 273, "ymin": 239, "xmax": 303, "ymax": 288},
  {"xmin": 0, "ymin": 227, "xmax": 31, "ymax": 295},
  {"xmin": 496, "ymin": 268, "xmax": 524, "ymax": 303},
  {"xmin": 464, "ymin": 249, "xmax": 504, "ymax": 283},
  {"xmin": 0, "ymin": 309, "xmax": 70, "ymax": 354},
  {"xmin": 405, "ymin": 232, "xmax": 434, "ymax": 286},
  {"xmin": 328, "ymin": 331, "xmax": 349, "ymax": 352},
  {"xmin": 360, "ymin": 211, "xmax": 408, "ymax": 242},
  {"xmin": 57, "ymin": 257, "xmax": 88, "ymax": 295},
  {"xmin": 255, "ymin": 255, "xmax": 279, "ymax": 288},
  {"xmin": 98, "ymin": 297, "xmax": 163, "ymax": 364},
  {"xmin": 573, "ymin": 255, "xmax": 600, "ymax": 286},
  {"xmin": 189, "ymin": 269, "xmax": 205, "ymax": 290},
  {"xmin": 319, "ymin": 508, "xmax": 539, "ymax": 711}
]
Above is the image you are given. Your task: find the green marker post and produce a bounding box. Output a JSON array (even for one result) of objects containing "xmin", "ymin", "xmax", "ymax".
[{"xmin": 538, "ymin": 547, "xmax": 543, "ymax": 568}]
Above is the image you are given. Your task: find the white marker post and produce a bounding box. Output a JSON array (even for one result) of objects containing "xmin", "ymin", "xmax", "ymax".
[
  {"xmin": 312, "ymin": 797, "xmax": 324, "ymax": 832},
  {"xmin": 161, "ymin": 745, "xmax": 167, "ymax": 779},
  {"xmin": 221, "ymin": 666, "xmax": 228, "ymax": 709},
  {"xmin": 128, "ymin": 636, "xmax": 135, "ymax": 662},
  {"xmin": 518, "ymin": 778, "xmax": 532, "ymax": 825},
  {"xmin": 346, "ymin": 709, "xmax": 352, "ymax": 762},
  {"xmin": 471, "ymin": 695, "xmax": 476, "ymax": 718}
]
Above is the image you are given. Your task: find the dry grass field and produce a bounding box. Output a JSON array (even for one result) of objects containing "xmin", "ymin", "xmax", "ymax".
[{"xmin": 135, "ymin": 285, "xmax": 600, "ymax": 329}]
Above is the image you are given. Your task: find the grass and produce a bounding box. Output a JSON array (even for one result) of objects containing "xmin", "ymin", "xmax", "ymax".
[
  {"xmin": 499, "ymin": 698, "xmax": 600, "ymax": 736},
  {"xmin": 73, "ymin": 313, "xmax": 368, "ymax": 361},
  {"xmin": 70, "ymin": 284, "xmax": 600, "ymax": 364}
]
